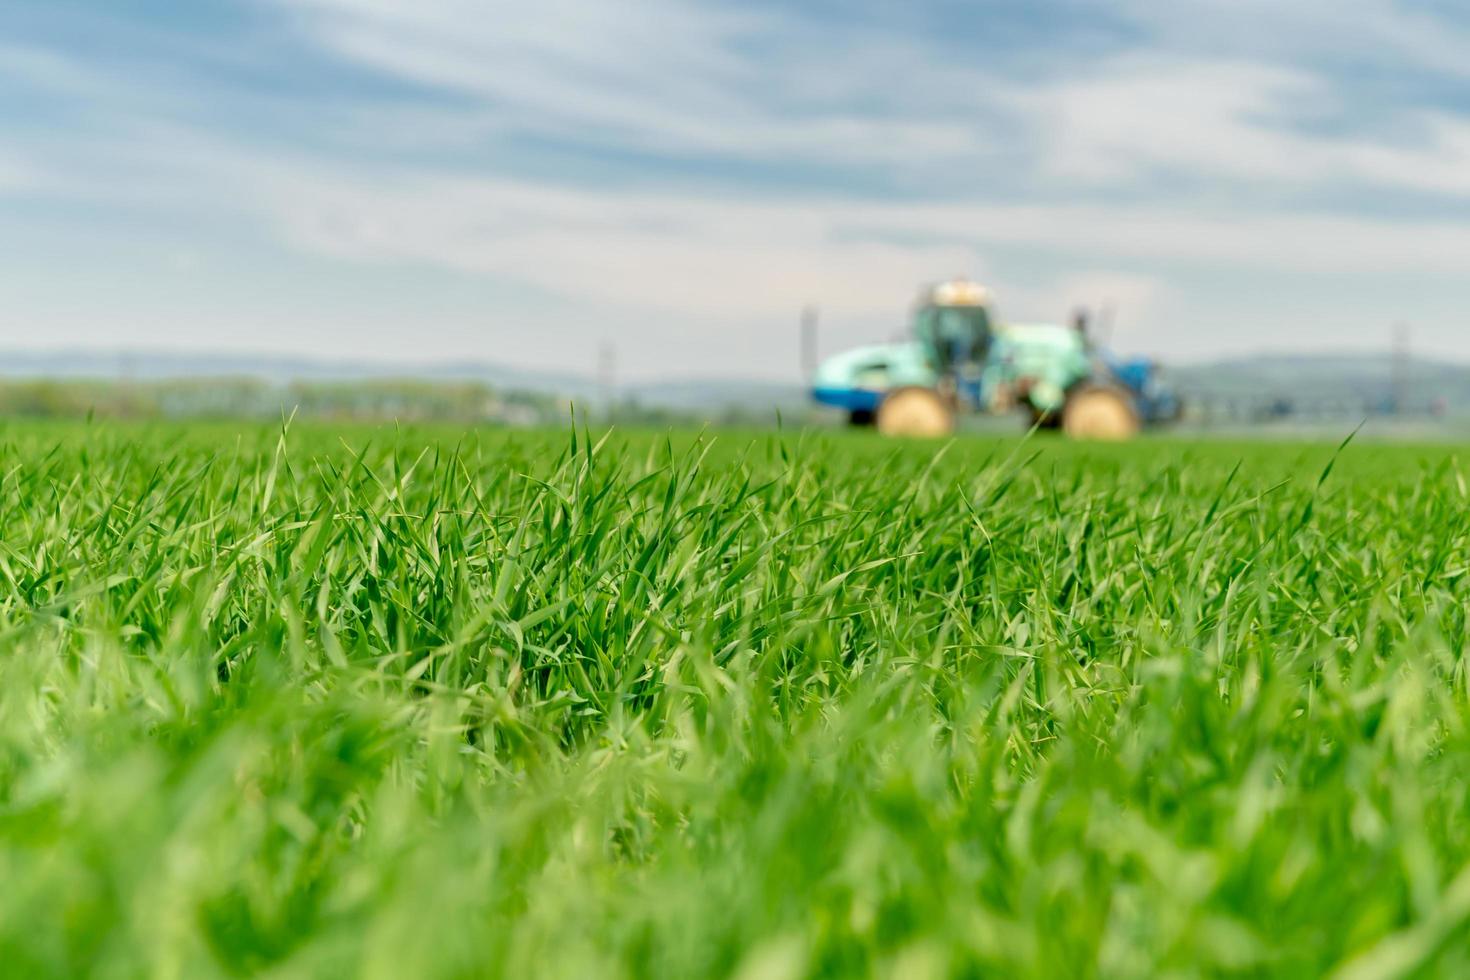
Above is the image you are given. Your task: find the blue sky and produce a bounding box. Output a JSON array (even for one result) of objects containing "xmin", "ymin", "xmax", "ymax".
[{"xmin": 4, "ymin": 0, "xmax": 1470, "ymax": 380}]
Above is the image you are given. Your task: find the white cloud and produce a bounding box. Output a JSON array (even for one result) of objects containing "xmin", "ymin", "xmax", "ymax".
[
  {"xmin": 1004, "ymin": 53, "xmax": 1470, "ymax": 198},
  {"xmin": 1008, "ymin": 57, "xmax": 1326, "ymax": 185},
  {"xmin": 1342, "ymin": 114, "xmax": 1470, "ymax": 196},
  {"xmin": 271, "ymin": 174, "xmax": 986, "ymax": 319},
  {"xmin": 0, "ymin": 154, "xmax": 38, "ymax": 193}
]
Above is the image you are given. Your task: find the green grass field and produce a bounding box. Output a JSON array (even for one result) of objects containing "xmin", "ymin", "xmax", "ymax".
[{"xmin": 4, "ymin": 421, "xmax": 1470, "ymax": 977}]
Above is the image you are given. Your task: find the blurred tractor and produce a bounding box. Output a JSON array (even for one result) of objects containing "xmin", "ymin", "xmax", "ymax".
[{"xmin": 810, "ymin": 280, "xmax": 1180, "ymax": 438}]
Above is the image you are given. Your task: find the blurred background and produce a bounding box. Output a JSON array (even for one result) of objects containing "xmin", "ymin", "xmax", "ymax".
[{"xmin": 3, "ymin": 0, "xmax": 1470, "ymax": 433}]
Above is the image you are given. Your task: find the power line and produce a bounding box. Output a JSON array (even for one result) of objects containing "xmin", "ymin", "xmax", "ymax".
[
  {"xmin": 1391, "ymin": 322, "xmax": 1409, "ymax": 416},
  {"xmin": 597, "ymin": 342, "xmax": 616, "ymax": 411},
  {"xmin": 800, "ymin": 306, "xmax": 819, "ymax": 381}
]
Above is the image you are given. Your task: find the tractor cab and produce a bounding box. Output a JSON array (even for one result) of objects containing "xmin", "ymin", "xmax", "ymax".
[{"xmin": 913, "ymin": 280, "xmax": 994, "ymax": 373}]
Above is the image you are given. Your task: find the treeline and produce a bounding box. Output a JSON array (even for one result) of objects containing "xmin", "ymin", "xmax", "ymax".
[
  {"xmin": 0, "ymin": 378, "xmax": 845, "ymax": 428},
  {"xmin": 0, "ymin": 378, "xmax": 563, "ymax": 424}
]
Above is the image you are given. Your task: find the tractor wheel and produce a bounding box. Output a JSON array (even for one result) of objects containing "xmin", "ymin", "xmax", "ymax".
[
  {"xmin": 1062, "ymin": 385, "xmax": 1140, "ymax": 440},
  {"xmin": 876, "ymin": 386, "xmax": 955, "ymax": 438},
  {"xmin": 848, "ymin": 407, "xmax": 875, "ymax": 427}
]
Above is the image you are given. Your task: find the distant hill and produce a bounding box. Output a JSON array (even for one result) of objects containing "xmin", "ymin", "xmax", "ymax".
[{"xmin": 1169, "ymin": 352, "xmax": 1470, "ymax": 416}]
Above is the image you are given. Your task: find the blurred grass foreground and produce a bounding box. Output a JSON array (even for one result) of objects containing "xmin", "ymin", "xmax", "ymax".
[{"xmin": 4, "ymin": 422, "xmax": 1470, "ymax": 976}]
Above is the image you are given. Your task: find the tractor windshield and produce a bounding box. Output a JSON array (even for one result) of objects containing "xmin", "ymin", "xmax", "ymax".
[{"xmin": 915, "ymin": 304, "xmax": 992, "ymax": 369}]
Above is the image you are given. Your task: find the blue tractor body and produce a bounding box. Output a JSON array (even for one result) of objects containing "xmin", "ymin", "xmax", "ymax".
[{"xmin": 811, "ymin": 280, "xmax": 1180, "ymax": 437}]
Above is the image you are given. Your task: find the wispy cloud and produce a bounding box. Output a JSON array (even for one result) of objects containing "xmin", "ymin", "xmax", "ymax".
[
  {"xmin": 276, "ymin": 0, "xmax": 1470, "ymax": 201},
  {"xmin": 277, "ymin": 0, "xmax": 1015, "ymax": 180},
  {"xmin": 1113, "ymin": 0, "xmax": 1470, "ymax": 82},
  {"xmin": 0, "ymin": 154, "xmax": 39, "ymax": 193},
  {"xmin": 269, "ymin": 169, "xmax": 1470, "ymax": 302},
  {"xmin": 1006, "ymin": 54, "xmax": 1470, "ymax": 198}
]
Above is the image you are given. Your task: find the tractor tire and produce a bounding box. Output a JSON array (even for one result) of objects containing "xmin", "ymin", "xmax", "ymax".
[
  {"xmin": 848, "ymin": 407, "xmax": 875, "ymax": 427},
  {"xmin": 1062, "ymin": 384, "xmax": 1140, "ymax": 441},
  {"xmin": 876, "ymin": 386, "xmax": 956, "ymax": 438}
]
